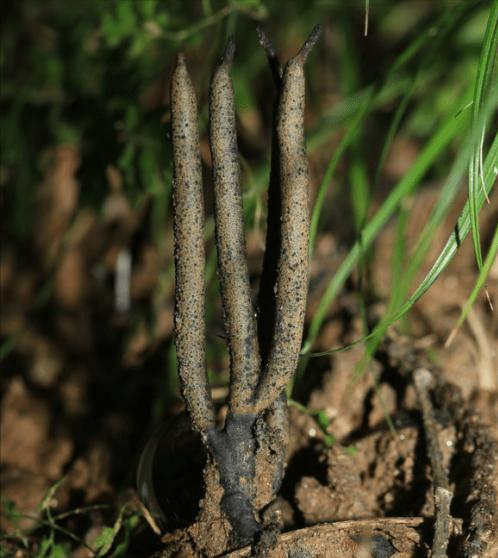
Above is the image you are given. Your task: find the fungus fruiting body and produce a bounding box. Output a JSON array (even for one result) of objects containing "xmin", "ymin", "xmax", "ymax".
[{"xmin": 170, "ymin": 26, "xmax": 321, "ymax": 546}]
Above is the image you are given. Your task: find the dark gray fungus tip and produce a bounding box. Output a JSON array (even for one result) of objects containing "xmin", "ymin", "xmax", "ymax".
[{"xmin": 222, "ymin": 38, "xmax": 236, "ymax": 66}]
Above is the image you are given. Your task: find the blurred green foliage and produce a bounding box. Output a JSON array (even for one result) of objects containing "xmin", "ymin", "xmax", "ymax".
[
  {"xmin": 1, "ymin": 0, "xmax": 495, "ymax": 370},
  {"xmin": 1, "ymin": 0, "xmax": 269, "ymax": 239},
  {"xmin": 2, "ymin": 0, "xmax": 491, "ymax": 239}
]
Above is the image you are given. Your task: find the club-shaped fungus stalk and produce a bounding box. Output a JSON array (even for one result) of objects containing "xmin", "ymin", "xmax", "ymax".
[
  {"xmin": 209, "ymin": 40, "xmax": 261, "ymax": 415},
  {"xmin": 255, "ymin": 25, "xmax": 321, "ymax": 414},
  {"xmin": 171, "ymin": 54, "xmax": 215, "ymax": 433}
]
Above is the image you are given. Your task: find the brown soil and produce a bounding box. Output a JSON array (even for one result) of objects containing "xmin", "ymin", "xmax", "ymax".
[
  {"xmin": 1, "ymin": 146, "xmax": 497, "ymax": 557},
  {"xmin": 152, "ymin": 333, "xmax": 497, "ymax": 557}
]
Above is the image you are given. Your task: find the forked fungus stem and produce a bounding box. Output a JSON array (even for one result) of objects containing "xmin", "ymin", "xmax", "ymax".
[
  {"xmin": 171, "ymin": 54, "xmax": 215, "ymax": 432},
  {"xmin": 413, "ymin": 368, "xmax": 453, "ymax": 558}
]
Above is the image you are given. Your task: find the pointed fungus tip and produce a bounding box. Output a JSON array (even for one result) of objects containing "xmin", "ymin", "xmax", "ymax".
[
  {"xmin": 256, "ymin": 26, "xmax": 282, "ymax": 85},
  {"xmin": 175, "ymin": 52, "xmax": 186, "ymax": 67},
  {"xmin": 295, "ymin": 23, "xmax": 322, "ymax": 64},
  {"xmin": 256, "ymin": 26, "xmax": 277, "ymax": 59},
  {"xmin": 222, "ymin": 37, "xmax": 236, "ymax": 66}
]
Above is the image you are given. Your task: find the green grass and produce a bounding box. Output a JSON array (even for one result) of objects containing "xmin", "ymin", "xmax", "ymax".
[
  {"xmin": 300, "ymin": 108, "xmax": 497, "ymax": 362},
  {"xmin": 468, "ymin": 2, "xmax": 498, "ymax": 271},
  {"xmin": 297, "ymin": 2, "xmax": 497, "ymax": 370},
  {"xmin": 447, "ymin": 224, "xmax": 498, "ymax": 346},
  {"xmin": 303, "ymin": 105, "xmax": 467, "ymax": 354},
  {"xmin": 1, "ymin": 486, "xmax": 141, "ymax": 558}
]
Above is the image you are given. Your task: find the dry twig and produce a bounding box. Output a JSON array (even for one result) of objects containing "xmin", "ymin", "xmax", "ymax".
[{"xmin": 413, "ymin": 368, "xmax": 452, "ymax": 558}]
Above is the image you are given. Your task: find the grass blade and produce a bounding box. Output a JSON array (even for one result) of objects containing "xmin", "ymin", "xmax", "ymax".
[
  {"xmin": 392, "ymin": 128, "xmax": 497, "ymax": 319},
  {"xmin": 304, "ymin": 111, "xmax": 497, "ymax": 360},
  {"xmin": 447, "ymin": 224, "xmax": 498, "ymax": 346},
  {"xmin": 309, "ymin": 94, "xmax": 372, "ymax": 255},
  {"xmin": 468, "ymin": 2, "xmax": 498, "ymax": 270},
  {"xmin": 308, "ymin": 3, "xmax": 470, "ymax": 258},
  {"xmin": 354, "ymin": 89, "xmax": 497, "ymax": 378},
  {"xmin": 301, "ymin": 107, "xmax": 466, "ymax": 357}
]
